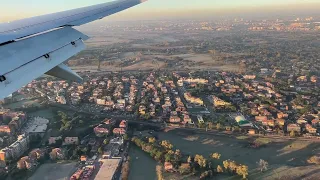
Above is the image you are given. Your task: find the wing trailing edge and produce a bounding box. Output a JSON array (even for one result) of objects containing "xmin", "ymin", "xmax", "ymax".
[
  {"xmin": 0, "ymin": 27, "xmax": 86, "ymax": 99},
  {"xmin": 0, "ymin": 0, "xmax": 149, "ymax": 99}
]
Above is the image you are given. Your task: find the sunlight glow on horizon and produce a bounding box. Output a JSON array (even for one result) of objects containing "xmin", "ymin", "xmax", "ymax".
[{"xmin": 1, "ymin": 0, "xmax": 320, "ymax": 22}]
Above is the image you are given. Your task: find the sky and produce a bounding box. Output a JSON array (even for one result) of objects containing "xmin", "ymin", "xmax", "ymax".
[{"xmin": 1, "ymin": 0, "xmax": 320, "ymax": 22}]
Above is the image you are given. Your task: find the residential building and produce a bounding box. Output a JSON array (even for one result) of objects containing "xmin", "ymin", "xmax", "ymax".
[
  {"xmin": 29, "ymin": 148, "xmax": 44, "ymax": 161},
  {"xmin": 50, "ymin": 148, "xmax": 65, "ymax": 160},
  {"xmin": 119, "ymin": 120, "xmax": 127, "ymax": 128},
  {"xmin": 306, "ymin": 124, "xmax": 317, "ymax": 134},
  {"xmin": 113, "ymin": 128, "xmax": 126, "ymax": 135},
  {"xmin": 0, "ymin": 125, "xmax": 11, "ymax": 135},
  {"xmin": 287, "ymin": 124, "xmax": 301, "ymax": 132},
  {"xmin": 0, "ymin": 134, "xmax": 30, "ymax": 163},
  {"xmin": 64, "ymin": 137, "xmax": 79, "ymax": 145},
  {"xmin": 164, "ymin": 162, "xmax": 173, "ymax": 171},
  {"xmin": 17, "ymin": 156, "xmax": 32, "ymax": 170},
  {"xmin": 48, "ymin": 136, "xmax": 62, "ymax": 145},
  {"xmin": 184, "ymin": 92, "xmax": 203, "ymax": 106},
  {"xmin": 169, "ymin": 116, "xmax": 181, "ymax": 123},
  {"xmin": 94, "ymin": 125, "xmax": 109, "ymax": 137}
]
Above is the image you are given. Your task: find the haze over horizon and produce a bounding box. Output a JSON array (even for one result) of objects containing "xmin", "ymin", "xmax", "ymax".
[{"xmin": 1, "ymin": 0, "xmax": 320, "ymax": 22}]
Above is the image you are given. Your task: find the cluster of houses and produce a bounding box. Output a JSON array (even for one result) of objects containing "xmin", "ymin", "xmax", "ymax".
[
  {"xmin": 138, "ymin": 73, "xmax": 161, "ymax": 117},
  {"xmin": 0, "ymin": 109, "xmax": 26, "ymax": 136},
  {"xmin": 85, "ymin": 75, "xmax": 139, "ymax": 112},
  {"xmin": 17, "ymin": 148, "xmax": 44, "ymax": 170},
  {"xmin": 94, "ymin": 119, "xmax": 127, "ymax": 137},
  {"xmin": 203, "ymin": 71, "xmax": 320, "ymax": 136}
]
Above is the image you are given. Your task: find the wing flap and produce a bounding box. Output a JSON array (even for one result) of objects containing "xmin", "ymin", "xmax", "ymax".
[
  {"xmin": 0, "ymin": 27, "xmax": 88, "ymax": 75},
  {"xmin": 0, "ymin": 31, "xmax": 86, "ymax": 99},
  {"xmin": 45, "ymin": 64, "xmax": 83, "ymax": 83}
]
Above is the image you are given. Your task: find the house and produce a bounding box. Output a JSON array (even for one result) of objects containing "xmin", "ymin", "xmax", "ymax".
[
  {"xmin": 306, "ymin": 124, "xmax": 317, "ymax": 134},
  {"xmin": 310, "ymin": 75, "xmax": 317, "ymax": 83},
  {"xmin": 183, "ymin": 115, "xmax": 192, "ymax": 124},
  {"xmin": 164, "ymin": 162, "xmax": 173, "ymax": 171},
  {"xmin": 48, "ymin": 136, "xmax": 62, "ymax": 145},
  {"xmin": 276, "ymin": 119, "xmax": 285, "ymax": 126},
  {"xmin": 17, "ymin": 156, "xmax": 32, "ymax": 170},
  {"xmin": 113, "ymin": 128, "xmax": 126, "ymax": 135},
  {"xmin": 267, "ymin": 120, "xmax": 275, "ymax": 127},
  {"xmin": 297, "ymin": 118, "xmax": 307, "ymax": 124},
  {"xmin": 311, "ymin": 119, "xmax": 320, "ymax": 126},
  {"xmin": 287, "ymin": 124, "xmax": 301, "ymax": 132},
  {"xmin": 50, "ymin": 148, "xmax": 64, "ymax": 160},
  {"xmin": 277, "ymin": 112, "xmax": 288, "ymax": 119},
  {"xmin": 119, "ymin": 120, "xmax": 127, "ymax": 128},
  {"xmin": 248, "ymin": 129, "xmax": 256, "ymax": 135},
  {"xmin": 255, "ymin": 116, "xmax": 268, "ymax": 122},
  {"xmin": 169, "ymin": 116, "xmax": 181, "ymax": 123},
  {"xmin": 64, "ymin": 137, "xmax": 79, "ymax": 145},
  {"xmin": 0, "ymin": 125, "xmax": 11, "ymax": 135},
  {"xmin": 94, "ymin": 125, "xmax": 109, "ymax": 137},
  {"xmin": 80, "ymin": 155, "xmax": 87, "ymax": 162},
  {"xmin": 29, "ymin": 148, "xmax": 44, "ymax": 161},
  {"xmin": 184, "ymin": 93, "xmax": 203, "ymax": 106}
]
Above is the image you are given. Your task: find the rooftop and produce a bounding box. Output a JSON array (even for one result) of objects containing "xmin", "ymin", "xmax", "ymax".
[{"xmin": 94, "ymin": 159, "xmax": 120, "ymax": 180}]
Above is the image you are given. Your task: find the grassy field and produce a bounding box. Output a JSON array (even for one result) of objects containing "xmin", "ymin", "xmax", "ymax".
[
  {"xmin": 158, "ymin": 130, "xmax": 320, "ymax": 180},
  {"xmin": 28, "ymin": 162, "xmax": 77, "ymax": 180}
]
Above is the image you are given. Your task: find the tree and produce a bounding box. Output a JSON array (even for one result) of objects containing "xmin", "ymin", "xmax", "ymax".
[
  {"xmin": 165, "ymin": 153, "xmax": 173, "ymax": 162},
  {"xmin": 223, "ymin": 160, "xmax": 229, "ymax": 170},
  {"xmin": 103, "ymin": 139, "xmax": 109, "ymax": 145},
  {"xmin": 179, "ymin": 163, "xmax": 191, "ymax": 175},
  {"xmin": 98, "ymin": 147, "xmax": 103, "ymax": 155},
  {"xmin": 257, "ymin": 159, "xmax": 268, "ymax": 172},
  {"xmin": 216, "ymin": 123, "xmax": 222, "ymax": 130},
  {"xmin": 174, "ymin": 149, "xmax": 182, "ymax": 162},
  {"xmin": 229, "ymin": 161, "xmax": 238, "ymax": 172},
  {"xmin": 154, "ymin": 151, "xmax": 163, "ymax": 161},
  {"xmin": 211, "ymin": 153, "xmax": 221, "ymax": 160},
  {"xmin": 123, "ymin": 134, "xmax": 129, "ymax": 141},
  {"xmin": 194, "ymin": 154, "xmax": 207, "ymax": 168},
  {"xmin": 81, "ymin": 147, "xmax": 88, "ymax": 154},
  {"xmin": 208, "ymin": 122, "xmax": 214, "ymax": 129},
  {"xmin": 161, "ymin": 140, "xmax": 173, "ymax": 150},
  {"xmin": 217, "ymin": 165, "xmax": 224, "ymax": 173},
  {"xmin": 187, "ymin": 156, "xmax": 192, "ymax": 163},
  {"xmin": 236, "ymin": 165, "xmax": 249, "ymax": 179},
  {"xmin": 148, "ymin": 137, "xmax": 156, "ymax": 144},
  {"xmin": 198, "ymin": 122, "xmax": 205, "ymax": 129},
  {"xmin": 200, "ymin": 170, "xmax": 212, "ymax": 180}
]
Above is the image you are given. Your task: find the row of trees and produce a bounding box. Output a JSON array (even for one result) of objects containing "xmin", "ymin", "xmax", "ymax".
[{"xmin": 197, "ymin": 121, "xmax": 242, "ymax": 133}]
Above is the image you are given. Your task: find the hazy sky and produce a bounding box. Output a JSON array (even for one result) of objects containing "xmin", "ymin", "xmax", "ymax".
[{"xmin": 1, "ymin": 0, "xmax": 320, "ymax": 21}]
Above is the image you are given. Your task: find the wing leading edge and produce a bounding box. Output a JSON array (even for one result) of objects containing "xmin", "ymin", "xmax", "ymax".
[{"xmin": 0, "ymin": 0, "xmax": 148, "ymax": 99}]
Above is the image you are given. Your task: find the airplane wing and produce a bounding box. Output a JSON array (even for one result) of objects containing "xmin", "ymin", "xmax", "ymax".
[{"xmin": 0, "ymin": 0, "xmax": 147, "ymax": 100}]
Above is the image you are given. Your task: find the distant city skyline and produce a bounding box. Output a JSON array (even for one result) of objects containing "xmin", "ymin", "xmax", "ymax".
[{"xmin": 1, "ymin": 0, "xmax": 320, "ymax": 22}]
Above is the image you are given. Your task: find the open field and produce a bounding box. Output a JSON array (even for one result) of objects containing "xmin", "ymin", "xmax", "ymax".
[
  {"xmin": 70, "ymin": 52, "xmax": 239, "ymax": 73},
  {"xmin": 157, "ymin": 130, "xmax": 320, "ymax": 180},
  {"xmin": 28, "ymin": 162, "xmax": 77, "ymax": 180}
]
